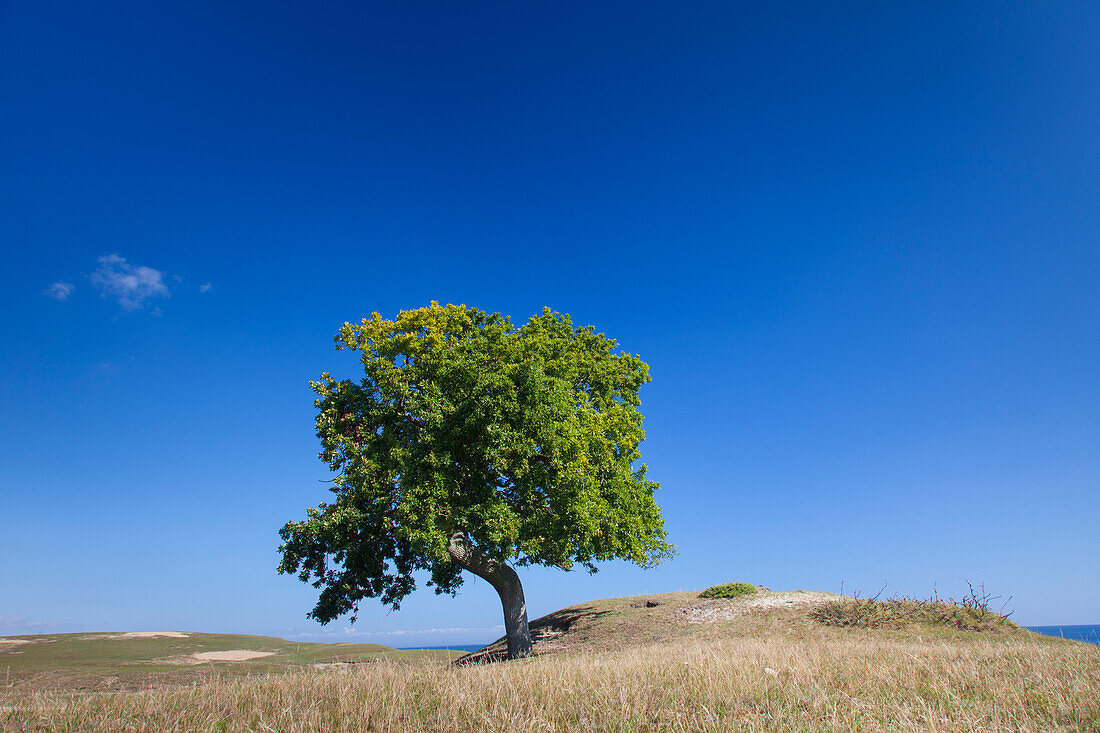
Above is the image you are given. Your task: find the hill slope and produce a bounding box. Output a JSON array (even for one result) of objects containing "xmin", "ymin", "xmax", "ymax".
[
  {"xmin": 458, "ymin": 587, "xmax": 1024, "ymax": 663},
  {"xmin": 2, "ymin": 588, "xmax": 1097, "ymax": 731},
  {"xmin": 0, "ymin": 631, "xmax": 459, "ymax": 691}
]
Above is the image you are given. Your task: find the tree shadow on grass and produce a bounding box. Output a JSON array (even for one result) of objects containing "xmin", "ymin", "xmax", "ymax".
[{"xmin": 453, "ymin": 605, "xmax": 610, "ymax": 665}]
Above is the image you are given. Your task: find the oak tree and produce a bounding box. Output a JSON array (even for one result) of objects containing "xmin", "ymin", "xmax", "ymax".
[{"xmin": 278, "ymin": 303, "xmax": 672, "ymax": 658}]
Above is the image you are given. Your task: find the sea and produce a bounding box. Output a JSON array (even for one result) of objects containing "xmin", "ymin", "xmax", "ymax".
[
  {"xmin": 399, "ymin": 644, "xmax": 487, "ymax": 652},
  {"xmin": 1028, "ymin": 625, "xmax": 1100, "ymax": 645}
]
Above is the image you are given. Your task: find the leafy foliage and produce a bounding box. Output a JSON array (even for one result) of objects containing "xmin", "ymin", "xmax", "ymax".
[
  {"xmin": 699, "ymin": 582, "xmax": 759, "ymax": 599},
  {"xmin": 278, "ymin": 303, "xmax": 673, "ymax": 623}
]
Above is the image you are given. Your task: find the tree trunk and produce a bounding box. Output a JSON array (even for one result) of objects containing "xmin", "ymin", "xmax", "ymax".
[{"xmin": 446, "ymin": 531, "xmax": 533, "ymax": 659}]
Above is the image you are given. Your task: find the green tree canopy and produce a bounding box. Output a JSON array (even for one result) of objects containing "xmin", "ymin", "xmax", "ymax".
[{"xmin": 278, "ymin": 303, "xmax": 672, "ymax": 657}]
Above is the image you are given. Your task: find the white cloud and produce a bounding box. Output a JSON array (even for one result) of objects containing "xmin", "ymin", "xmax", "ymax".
[
  {"xmin": 90, "ymin": 254, "xmax": 170, "ymax": 310},
  {"xmin": 0, "ymin": 615, "xmax": 56, "ymax": 635},
  {"xmin": 199, "ymin": 282, "xmax": 212, "ymax": 293},
  {"xmin": 43, "ymin": 281, "xmax": 75, "ymax": 301}
]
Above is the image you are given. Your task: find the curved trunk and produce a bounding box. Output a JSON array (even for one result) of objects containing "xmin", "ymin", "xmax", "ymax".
[{"xmin": 446, "ymin": 531, "xmax": 533, "ymax": 659}]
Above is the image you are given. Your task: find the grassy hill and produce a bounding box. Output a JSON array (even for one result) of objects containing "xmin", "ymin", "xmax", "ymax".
[
  {"xmin": 0, "ymin": 631, "xmax": 460, "ymax": 692},
  {"xmin": 459, "ymin": 589, "xmax": 846, "ymax": 662},
  {"xmin": 458, "ymin": 586, "xmax": 1023, "ymax": 663},
  {"xmin": 3, "ymin": 586, "xmax": 1098, "ymax": 731}
]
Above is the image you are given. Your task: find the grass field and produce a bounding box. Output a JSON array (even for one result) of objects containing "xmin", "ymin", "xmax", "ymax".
[
  {"xmin": 3, "ymin": 589, "xmax": 1098, "ymax": 732},
  {"xmin": 0, "ymin": 631, "xmax": 459, "ymax": 693}
]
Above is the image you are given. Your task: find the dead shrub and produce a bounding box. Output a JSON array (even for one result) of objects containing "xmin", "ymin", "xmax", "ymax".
[{"xmin": 812, "ymin": 582, "xmax": 1017, "ymax": 632}]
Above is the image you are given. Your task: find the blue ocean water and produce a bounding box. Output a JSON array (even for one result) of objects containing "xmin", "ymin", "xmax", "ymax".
[
  {"xmin": 399, "ymin": 643, "xmax": 487, "ymax": 652},
  {"xmin": 1028, "ymin": 625, "xmax": 1100, "ymax": 645}
]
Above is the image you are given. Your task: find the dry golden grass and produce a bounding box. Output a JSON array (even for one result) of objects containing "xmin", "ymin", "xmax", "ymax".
[{"xmin": 3, "ymin": 632, "xmax": 1098, "ymax": 732}]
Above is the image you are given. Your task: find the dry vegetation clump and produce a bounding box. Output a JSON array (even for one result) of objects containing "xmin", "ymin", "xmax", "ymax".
[
  {"xmin": 2, "ymin": 634, "xmax": 1098, "ymax": 732},
  {"xmin": 812, "ymin": 584, "xmax": 1017, "ymax": 633}
]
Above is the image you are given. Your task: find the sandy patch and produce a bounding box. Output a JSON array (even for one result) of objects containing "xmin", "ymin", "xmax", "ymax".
[
  {"xmin": 81, "ymin": 632, "xmax": 191, "ymax": 640},
  {"xmin": 313, "ymin": 661, "xmax": 367, "ymax": 673},
  {"xmin": 678, "ymin": 591, "xmax": 837, "ymax": 624},
  {"xmin": 192, "ymin": 650, "xmax": 274, "ymax": 662},
  {"xmin": 0, "ymin": 639, "xmax": 34, "ymax": 647}
]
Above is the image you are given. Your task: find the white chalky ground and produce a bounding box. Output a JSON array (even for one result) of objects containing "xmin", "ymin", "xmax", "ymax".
[{"xmin": 677, "ymin": 591, "xmax": 837, "ymax": 624}]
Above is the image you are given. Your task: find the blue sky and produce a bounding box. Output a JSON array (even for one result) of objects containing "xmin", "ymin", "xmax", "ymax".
[{"xmin": 2, "ymin": 1, "xmax": 1098, "ymax": 646}]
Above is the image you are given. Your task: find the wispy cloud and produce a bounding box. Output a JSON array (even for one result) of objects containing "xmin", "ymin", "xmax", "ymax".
[
  {"xmin": 199, "ymin": 282, "xmax": 212, "ymax": 293},
  {"xmin": 43, "ymin": 281, "xmax": 75, "ymax": 301},
  {"xmin": 0, "ymin": 615, "xmax": 57, "ymax": 635},
  {"xmin": 90, "ymin": 254, "xmax": 170, "ymax": 310}
]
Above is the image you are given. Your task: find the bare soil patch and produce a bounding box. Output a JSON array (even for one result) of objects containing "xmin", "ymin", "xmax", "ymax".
[
  {"xmin": 192, "ymin": 650, "xmax": 274, "ymax": 662},
  {"xmin": 678, "ymin": 590, "xmax": 837, "ymax": 624}
]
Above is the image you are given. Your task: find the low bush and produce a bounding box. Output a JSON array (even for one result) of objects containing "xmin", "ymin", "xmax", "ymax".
[
  {"xmin": 699, "ymin": 582, "xmax": 758, "ymax": 599},
  {"xmin": 812, "ymin": 582, "xmax": 1017, "ymax": 632}
]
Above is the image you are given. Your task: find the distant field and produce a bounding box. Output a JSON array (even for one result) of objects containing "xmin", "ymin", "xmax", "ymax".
[
  {"xmin": 0, "ymin": 631, "xmax": 460, "ymax": 692},
  {"xmin": 3, "ymin": 589, "xmax": 1099, "ymax": 731}
]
